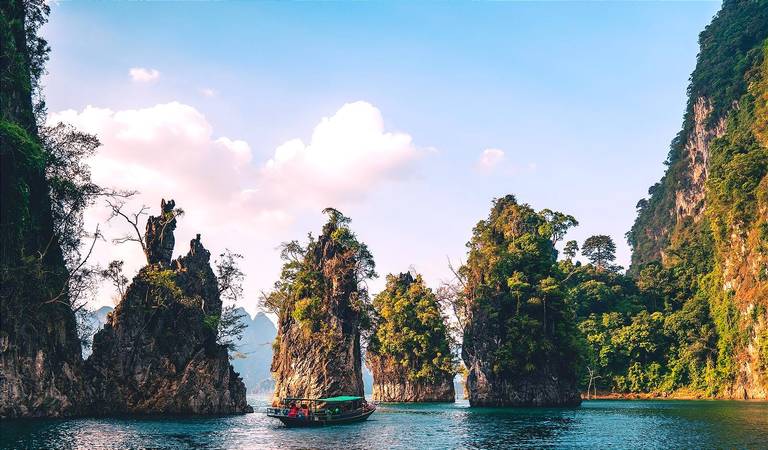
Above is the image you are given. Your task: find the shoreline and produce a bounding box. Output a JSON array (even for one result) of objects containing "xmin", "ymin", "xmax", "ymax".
[{"xmin": 581, "ymin": 391, "xmax": 768, "ymax": 401}]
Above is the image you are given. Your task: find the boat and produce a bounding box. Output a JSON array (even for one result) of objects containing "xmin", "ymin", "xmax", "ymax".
[{"xmin": 266, "ymin": 395, "xmax": 376, "ymax": 427}]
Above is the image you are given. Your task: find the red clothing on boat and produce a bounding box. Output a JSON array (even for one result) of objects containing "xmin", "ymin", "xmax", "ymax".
[{"xmin": 288, "ymin": 406, "xmax": 298, "ymax": 417}]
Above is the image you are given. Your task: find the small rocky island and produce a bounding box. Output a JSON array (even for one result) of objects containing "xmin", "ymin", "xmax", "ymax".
[
  {"xmin": 266, "ymin": 209, "xmax": 374, "ymax": 403},
  {"xmin": 460, "ymin": 196, "xmax": 582, "ymax": 406},
  {"xmin": 86, "ymin": 200, "xmax": 252, "ymax": 414},
  {"xmin": 367, "ymin": 272, "xmax": 455, "ymax": 402}
]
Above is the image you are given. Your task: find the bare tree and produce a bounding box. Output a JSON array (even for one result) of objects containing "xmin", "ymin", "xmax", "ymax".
[
  {"xmin": 105, "ymin": 200, "xmax": 151, "ymax": 261},
  {"xmin": 585, "ymin": 366, "xmax": 602, "ymax": 400},
  {"xmin": 40, "ymin": 122, "xmax": 134, "ymax": 347},
  {"xmin": 106, "ymin": 199, "xmax": 184, "ymax": 265}
]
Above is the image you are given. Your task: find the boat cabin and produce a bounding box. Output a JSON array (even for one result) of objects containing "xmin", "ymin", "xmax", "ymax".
[{"xmin": 267, "ymin": 395, "xmax": 375, "ymax": 427}]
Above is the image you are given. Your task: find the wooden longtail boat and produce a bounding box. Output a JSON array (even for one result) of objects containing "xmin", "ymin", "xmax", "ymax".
[{"xmin": 266, "ymin": 396, "xmax": 375, "ymax": 427}]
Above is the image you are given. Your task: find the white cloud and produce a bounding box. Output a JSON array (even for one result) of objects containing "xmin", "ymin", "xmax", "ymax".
[
  {"xmin": 48, "ymin": 100, "xmax": 423, "ymax": 311},
  {"xmin": 129, "ymin": 67, "xmax": 160, "ymax": 83},
  {"xmin": 476, "ymin": 148, "xmax": 505, "ymax": 172},
  {"xmin": 251, "ymin": 100, "xmax": 422, "ymax": 209},
  {"xmin": 199, "ymin": 88, "xmax": 217, "ymax": 98}
]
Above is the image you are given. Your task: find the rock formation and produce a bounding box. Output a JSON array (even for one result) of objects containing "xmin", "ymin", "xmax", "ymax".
[
  {"xmin": 368, "ymin": 360, "xmax": 454, "ymax": 403},
  {"xmin": 367, "ymin": 272, "xmax": 455, "ymax": 402},
  {"xmin": 145, "ymin": 199, "xmax": 177, "ymax": 266},
  {"xmin": 86, "ymin": 201, "xmax": 252, "ymax": 415},
  {"xmin": 0, "ymin": 0, "xmax": 90, "ymax": 418},
  {"xmin": 627, "ymin": 0, "xmax": 767, "ymax": 399},
  {"xmin": 460, "ymin": 196, "xmax": 582, "ymax": 407},
  {"xmin": 269, "ymin": 209, "xmax": 373, "ymax": 403}
]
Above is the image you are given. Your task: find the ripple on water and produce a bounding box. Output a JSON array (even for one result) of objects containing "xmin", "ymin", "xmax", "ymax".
[{"xmin": 1, "ymin": 398, "xmax": 767, "ymax": 449}]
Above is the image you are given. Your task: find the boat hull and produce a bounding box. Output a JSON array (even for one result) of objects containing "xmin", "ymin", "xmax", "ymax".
[{"xmin": 269, "ymin": 407, "xmax": 375, "ymax": 427}]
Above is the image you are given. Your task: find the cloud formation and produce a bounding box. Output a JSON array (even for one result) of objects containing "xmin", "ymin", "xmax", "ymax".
[
  {"xmin": 199, "ymin": 88, "xmax": 217, "ymax": 98},
  {"xmin": 48, "ymin": 100, "xmax": 423, "ymax": 308},
  {"xmin": 129, "ymin": 67, "xmax": 160, "ymax": 83},
  {"xmin": 476, "ymin": 148, "xmax": 505, "ymax": 172},
  {"xmin": 253, "ymin": 101, "xmax": 421, "ymax": 209}
]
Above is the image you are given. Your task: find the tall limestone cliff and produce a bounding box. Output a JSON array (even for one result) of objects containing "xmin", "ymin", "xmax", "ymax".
[
  {"xmin": 267, "ymin": 209, "xmax": 374, "ymax": 403},
  {"xmin": 0, "ymin": 0, "xmax": 90, "ymax": 418},
  {"xmin": 460, "ymin": 196, "xmax": 582, "ymax": 407},
  {"xmin": 627, "ymin": 0, "xmax": 768, "ymax": 398},
  {"xmin": 86, "ymin": 200, "xmax": 252, "ymax": 414},
  {"xmin": 367, "ymin": 272, "xmax": 455, "ymax": 402}
]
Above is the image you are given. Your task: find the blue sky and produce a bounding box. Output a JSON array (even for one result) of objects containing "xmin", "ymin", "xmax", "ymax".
[{"xmin": 43, "ymin": 1, "xmax": 721, "ymax": 315}]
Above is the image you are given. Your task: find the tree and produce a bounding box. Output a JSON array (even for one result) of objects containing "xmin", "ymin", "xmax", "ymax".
[
  {"xmin": 563, "ymin": 240, "xmax": 579, "ymax": 260},
  {"xmin": 40, "ymin": 123, "xmax": 133, "ymax": 343},
  {"xmin": 214, "ymin": 305, "xmax": 248, "ymax": 352},
  {"xmin": 539, "ymin": 209, "xmax": 579, "ymax": 245},
  {"xmin": 106, "ymin": 199, "xmax": 183, "ymax": 265},
  {"xmin": 367, "ymin": 272, "xmax": 456, "ymax": 382},
  {"xmin": 460, "ymin": 195, "xmax": 580, "ymax": 383},
  {"xmin": 99, "ymin": 260, "xmax": 128, "ymax": 303},
  {"xmin": 582, "ymin": 235, "xmax": 617, "ymax": 270},
  {"xmin": 213, "ymin": 250, "xmax": 247, "ymax": 350},
  {"xmin": 216, "ymin": 250, "xmax": 245, "ymax": 304},
  {"xmin": 262, "ymin": 208, "xmax": 376, "ymax": 333}
]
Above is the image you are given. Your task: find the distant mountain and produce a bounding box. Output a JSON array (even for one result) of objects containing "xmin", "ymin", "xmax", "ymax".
[
  {"xmin": 231, "ymin": 308, "xmax": 277, "ymax": 394},
  {"xmin": 83, "ymin": 306, "xmax": 114, "ymax": 358},
  {"xmin": 83, "ymin": 306, "xmax": 278, "ymax": 394}
]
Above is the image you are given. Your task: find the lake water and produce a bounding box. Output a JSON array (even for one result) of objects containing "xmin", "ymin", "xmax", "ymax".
[{"xmin": 1, "ymin": 397, "xmax": 767, "ymax": 449}]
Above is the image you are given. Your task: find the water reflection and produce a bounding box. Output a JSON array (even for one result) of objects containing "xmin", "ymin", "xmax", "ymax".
[
  {"xmin": 1, "ymin": 399, "xmax": 766, "ymax": 449},
  {"xmin": 456, "ymin": 406, "xmax": 577, "ymax": 449}
]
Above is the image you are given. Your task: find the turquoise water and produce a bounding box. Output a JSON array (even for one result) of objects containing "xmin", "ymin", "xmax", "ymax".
[{"xmin": 1, "ymin": 397, "xmax": 767, "ymax": 449}]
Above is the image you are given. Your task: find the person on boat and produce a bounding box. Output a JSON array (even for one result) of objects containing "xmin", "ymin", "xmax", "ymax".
[
  {"xmin": 287, "ymin": 402, "xmax": 298, "ymax": 418},
  {"xmin": 300, "ymin": 403, "xmax": 310, "ymax": 419}
]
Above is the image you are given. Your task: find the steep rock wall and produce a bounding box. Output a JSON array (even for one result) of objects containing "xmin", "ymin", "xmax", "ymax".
[
  {"xmin": 86, "ymin": 202, "xmax": 251, "ymax": 414},
  {"xmin": 368, "ymin": 356, "xmax": 454, "ymax": 402},
  {"xmin": 0, "ymin": 0, "xmax": 90, "ymax": 418},
  {"xmin": 628, "ymin": 0, "xmax": 768, "ymax": 398},
  {"xmin": 270, "ymin": 211, "xmax": 369, "ymax": 404}
]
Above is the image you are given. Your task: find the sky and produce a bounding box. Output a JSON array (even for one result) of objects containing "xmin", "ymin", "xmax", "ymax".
[{"xmin": 42, "ymin": 0, "xmax": 722, "ymax": 317}]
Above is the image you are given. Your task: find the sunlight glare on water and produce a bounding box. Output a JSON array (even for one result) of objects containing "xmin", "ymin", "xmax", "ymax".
[{"xmin": 1, "ymin": 397, "xmax": 767, "ymax": 449}]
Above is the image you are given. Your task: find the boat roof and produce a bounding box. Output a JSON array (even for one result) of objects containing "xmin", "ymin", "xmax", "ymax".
[
  {"xmin": 317, "ymin": 396, "xmax": 363, "ymax": 402},
  {"xmin": 283, "ymin": 395, "xmax": 363, "ymax": 403}
]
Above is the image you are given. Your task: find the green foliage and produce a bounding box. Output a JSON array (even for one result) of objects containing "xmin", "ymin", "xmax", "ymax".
[
  {"xmin": 461, "ymin": 195, "xmax": 581, "ymax": 381},
  {"xmin": 203, "ymin": 314, "xmax": 220, "ymax": 331},
  {"xmin": 368, "ymin": 272, "xmax": 456, "ymax": 383},
  {"xmin": 563, "ymin": 240, "xmax": 579, "ymax": 260},
  {"xmin": 627, "ymin": 1, "xmax": 768, "ymax": 270},
  {"xmin": 263, "ymin": 209, "xmax": 376, "ymax": 343},
  {"xmin": 622, "ymin": 3, "xmax": 768, "ymax": 397},
  {"xmin": 142, "ymin": 268, "xmax": 182, "ymax": 301},
  {"xmin": 686, "ymin": 0, "xmax": 768, "ymax": 128},
  {"xmin": 581, "ymin": 235, "xmax": 617, "ymax": 270}
]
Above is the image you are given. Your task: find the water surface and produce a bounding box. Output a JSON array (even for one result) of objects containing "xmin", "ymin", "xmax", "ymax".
[{"xmin": 1, "ymin": 397, "xmax": 766, "ymax": 449}]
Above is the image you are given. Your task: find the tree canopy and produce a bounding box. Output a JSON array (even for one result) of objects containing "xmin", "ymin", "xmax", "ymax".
[
  {"xmin": 367, "ymin": 272, "xmax": 455, "ymax": 382},
  {"xmin": 460, "ymin": 195, "xmax": 581, "ymax": 380}
]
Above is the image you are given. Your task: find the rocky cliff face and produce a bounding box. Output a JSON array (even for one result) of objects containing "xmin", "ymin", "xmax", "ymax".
[
  {"xmin": 628, "ymin": 0, "xmax": 768, "ymax": 399},
  {"xmin": 86, "ymin": 201, "xmax": 251, "ymax": 415},
  {"xmin": 672, "ymin": 97, "xmax": 727, "ymax": 224},
  {"xmin": 0, "ymin": 0, "xmax": 90, "ymax": 418},
  {"xmin": 368, "ymin": 357, "xmax": 454, "ymax": 402},
  {"xmin": 269, "ymin": 210, "xmax": 371, "ymax": 404},
  {"xmin": 464, "ymin": 362, "xmax": 581, "ymax": 407}
]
